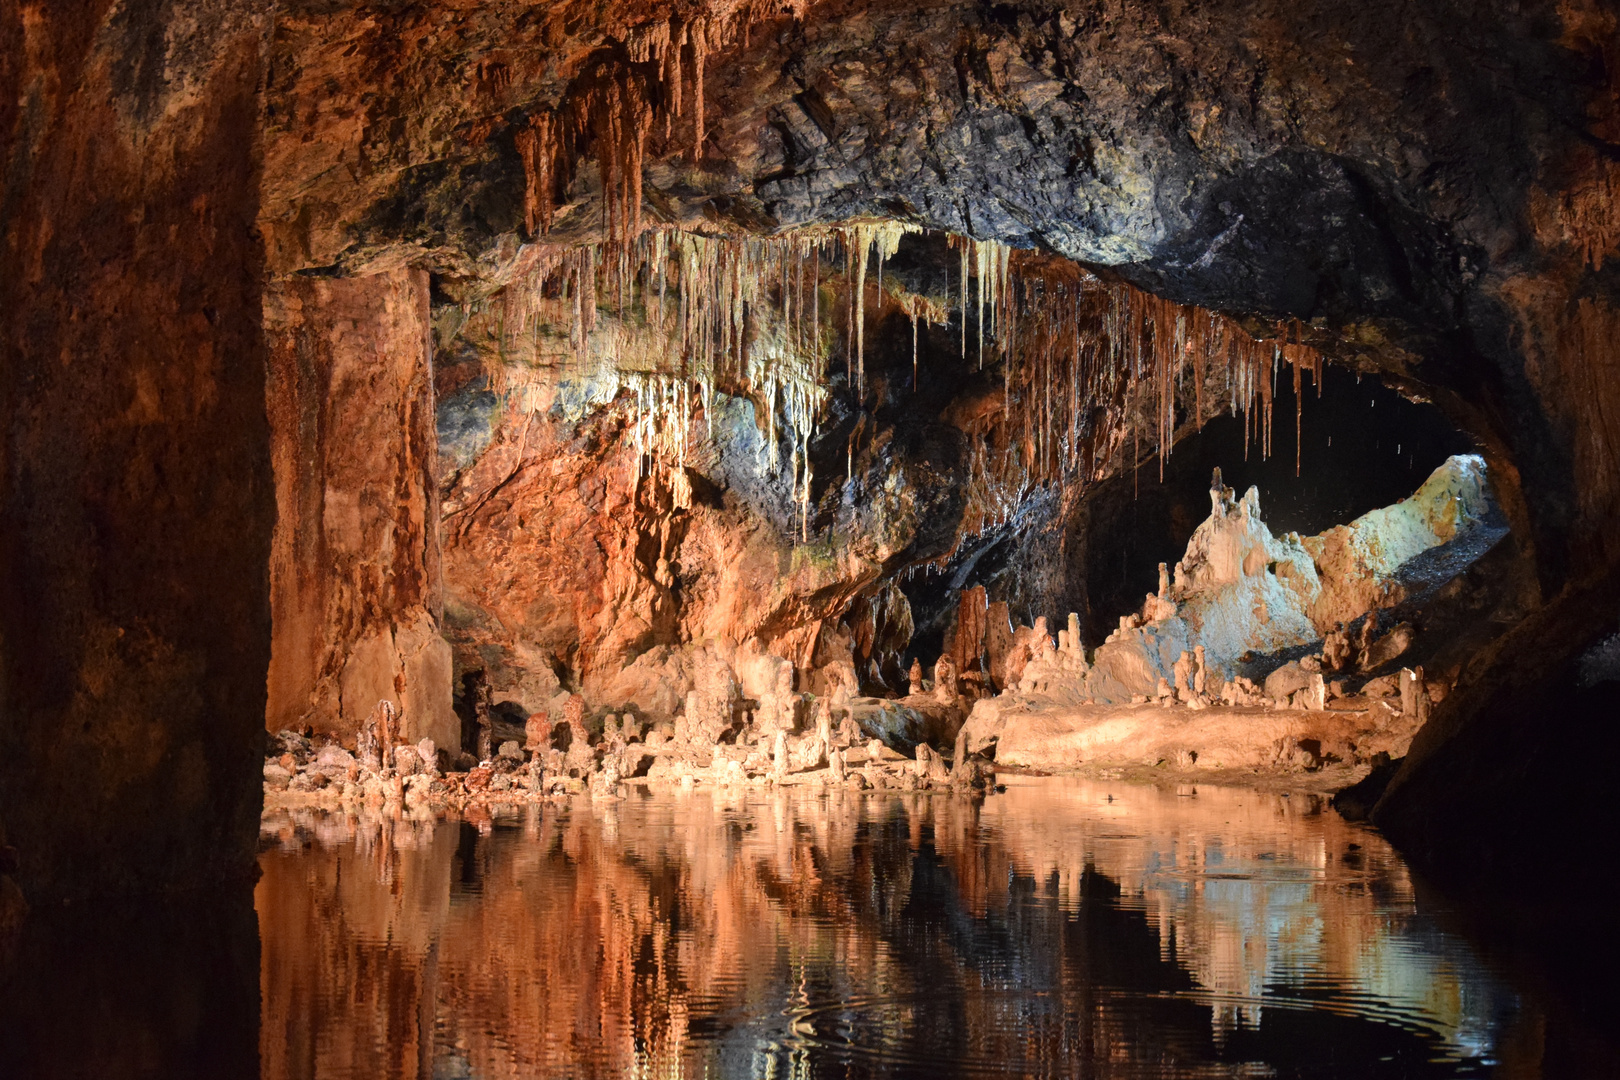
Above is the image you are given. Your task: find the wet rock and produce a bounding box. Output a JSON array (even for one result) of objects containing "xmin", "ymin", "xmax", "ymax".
[
  {"xmin": 951, "ymin": 757, "xmax": 990, "ymax": 791},
  {"xmin": 1332, "ymin": 754, "xmax": 1401, "ymax": 822},
  {"xmin": 913, "ymin": 743, "xmax": 951, "ymax": 785}
]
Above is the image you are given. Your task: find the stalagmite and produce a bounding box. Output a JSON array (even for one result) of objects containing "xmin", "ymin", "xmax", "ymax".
[{"xmin": 933, "ymin": 654, "xmax": 958, "ymax": 704}]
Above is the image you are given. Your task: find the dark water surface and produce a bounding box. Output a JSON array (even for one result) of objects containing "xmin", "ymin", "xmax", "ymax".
[{"xmin": 247, "ymin": 777, "xmax": 1587, "ymax": 1079}]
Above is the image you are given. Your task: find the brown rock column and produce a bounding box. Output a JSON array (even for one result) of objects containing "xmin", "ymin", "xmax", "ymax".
[
  {"xmin": 0, "ymin": 4, "xmax": 274, "ymax": 901},
  {"xmin": 264, "ymin": 269, "xmax": 457, "ymax": 752},
  {"xmin": 951, "ymin": 586, "xmax": 990, "ymax": 675}
]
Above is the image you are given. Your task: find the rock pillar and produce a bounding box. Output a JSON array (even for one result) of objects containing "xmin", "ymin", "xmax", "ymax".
[
  {"xmin": 0, "ymin": 4, "xmax": 274, "ymax": 901},
  {"xmin": 263, "ymin": 269, "xmax": 457, "ymax": 752}
]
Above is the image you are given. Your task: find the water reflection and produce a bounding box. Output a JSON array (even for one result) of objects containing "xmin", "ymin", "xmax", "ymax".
[{"xmin": 258, "ymin": 779, "xmax": 1537, "ymax": 1078}]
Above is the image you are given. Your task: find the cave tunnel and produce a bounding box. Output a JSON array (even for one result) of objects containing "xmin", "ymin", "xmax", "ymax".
[{"xmin": 3, "ymin": 0, "xmax": 1620, "ymax": 1075}]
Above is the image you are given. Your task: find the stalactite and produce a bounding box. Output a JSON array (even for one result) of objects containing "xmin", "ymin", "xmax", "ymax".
[
  {"xmin": 841, "ymin": 219, "xmax": 917, "ymax": 400},
  {"xmin": 513, "ymin": 3, "xmax": 817, "ymax": 242},
  {"xmin": 513, "ymin": 111, "xmax": 557, "ymax": 237},
  {"xmin": 483, "ymin": 222, "xmax": 1323, "ymax": 550},
  {"xmin": 946, "ymin": 246, "xmax": 1324, "ymax": 541}
]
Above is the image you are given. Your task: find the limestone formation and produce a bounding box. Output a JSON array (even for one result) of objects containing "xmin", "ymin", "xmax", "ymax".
[
  {"xmin": 474, "ymin": 676, "xmax": 496, "ymax": 762},
  {"xmin": 773, "ymin": 731, "xmax": 789, "ymax": 781},
  {"xmin": 1172, "ymin": 651, "xmax": 1195, "ymax": 703},
  {"xmin": 933, "ymin": 654, "xmax": 959, "ymax": 705},
  {"xmin": 759, "ymin": 662, "xmax": 801, "ymax": 733},
  {"xmin": 1322, "ymin": 626, "xmax": 1353, "ymax": 673},
  {"xmin": 524, "ymin": 712, "xmax": 549, "ymax": 753},
  {"xmin": 908, "ymin": 658, "xmax": 924, "ymax": 696},
  {"xmin": 678, "ymin": 650, "xmax": 740, "ymax": 747},
  {"xmin": 1399, "ymin": 668, "xmax": 1429, "ymax": 722},
  {"xmin": 1360, "ymin": 624, "xmax": 1415, "ymax": 673}
]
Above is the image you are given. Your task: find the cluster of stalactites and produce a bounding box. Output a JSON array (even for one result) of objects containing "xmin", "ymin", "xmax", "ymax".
[
  {"xmin": 486, "ymin": 227, "xmax": 834, "ymax": 528},
  {"xmin": 948, "ymin": 234, "xmax": 1014, "ymax": 372},
  {"xmin": 514, "ymin": 1, "xmax": 816, "ymax": 242},
  {"xmin": 840, "ymin": 219, "xmax": 921, "ymax": 398},
  {"xmin": 953, "ymin": 251, "xmax": 1324, "ymax": 539},
  {"xmin": 474, "ymin": 224, "xmax": 1324, "ymax": 548}
]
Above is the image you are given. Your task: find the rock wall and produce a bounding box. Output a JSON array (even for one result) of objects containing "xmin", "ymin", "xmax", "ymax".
[
  {"xmin": 0, "ymin": 2, "xmax": 274, "ymax": 901},
  {"xmin": 265, "ymin": 270, "xmax": 457, "ymax": 752}
]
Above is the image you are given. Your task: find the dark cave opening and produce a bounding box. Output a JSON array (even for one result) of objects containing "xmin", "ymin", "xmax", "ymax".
[
  {"xmin": 897, "ymin": 361, "xmax": 1480, "ymax": 673},
  {"xmin": 1072, "ymin": 364, "xmax": 1479, "ymax": 645}
]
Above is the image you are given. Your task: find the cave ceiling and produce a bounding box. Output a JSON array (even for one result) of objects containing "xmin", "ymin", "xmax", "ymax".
[{"xmin": 254, "ymin": 0, "xmax": 1620, "ymax": 585}]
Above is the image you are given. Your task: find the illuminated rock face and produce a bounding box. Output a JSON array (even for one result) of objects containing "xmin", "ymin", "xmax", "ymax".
[
  {"xmin": 1008, "ymin": 455, "xmax": 1492, "ymax": 706},
  {"xmin": 264, "ymin": 270, "xmax": 459, "ymax": 753}
]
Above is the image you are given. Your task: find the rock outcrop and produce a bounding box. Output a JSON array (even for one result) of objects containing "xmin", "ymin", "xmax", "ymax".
[
  {"xmin": 265, "ymin": 270, "xmax": 458, "ymax": 752},
  {"xmin": 996, "ymin": 456, "xmax": 1491, "ymax": 708}
]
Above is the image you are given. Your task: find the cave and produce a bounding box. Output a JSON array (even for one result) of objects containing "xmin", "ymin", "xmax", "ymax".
[{"xmin": 3, "ymin": 1, "xmax": 1619, "ymax": 1075}]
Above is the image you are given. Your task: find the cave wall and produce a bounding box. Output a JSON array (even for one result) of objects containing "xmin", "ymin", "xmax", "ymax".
[
  {"xmin": 265, "ymin": 269, "xmax": 457, "ymax": 752},
  {"xmin": 435, "ymin": 371, "xmax": 928, "ymax": 717},
  {"xmin": 0, "ymin": 3, "xmax": 274, "ymax": 901}
]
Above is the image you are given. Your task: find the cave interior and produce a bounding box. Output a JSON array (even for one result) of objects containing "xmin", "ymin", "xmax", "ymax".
[{"xmin": 2, "ymin": 0, "xmax": 1620, "ymax": 1073}]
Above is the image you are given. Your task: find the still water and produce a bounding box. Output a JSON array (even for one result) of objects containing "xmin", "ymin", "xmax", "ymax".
[{"xmin": 257, "ymin": 778, "xmax": 1538, "ymax": 1079}]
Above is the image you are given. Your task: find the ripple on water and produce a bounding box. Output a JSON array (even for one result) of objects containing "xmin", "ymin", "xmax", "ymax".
[{"xmin": 255, "ymin": 777, "xmax": 1525, "ymax": 1079}]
